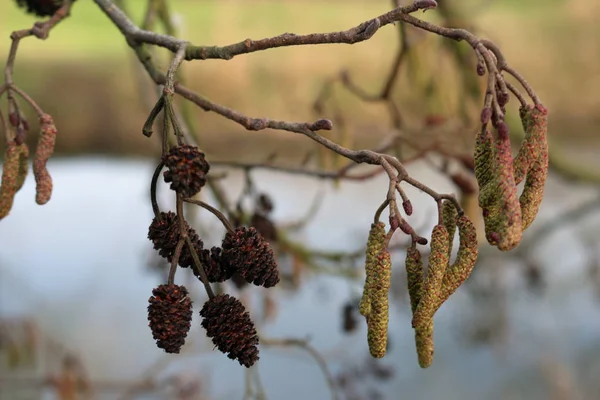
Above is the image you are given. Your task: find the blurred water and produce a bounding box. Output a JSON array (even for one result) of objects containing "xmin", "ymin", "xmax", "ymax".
[{"xmin": 1, "ymin": 157, "xmax": 600, "ymax": 400}]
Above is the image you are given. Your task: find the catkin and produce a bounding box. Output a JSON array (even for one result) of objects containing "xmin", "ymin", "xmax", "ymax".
[
  {"xmin": 415, "ymin": 319, "xmax": 434, "ymax": 368},
  {"xmin": 405, "ymin": 246, "xmax": 435, "ymax": 368},
  {"xmin": 33, "ymin": 114, "xmax": 57, "ymax": 205},
  {"xmin": 440, "ymin": 215, "xmax": 478, "ymax": 303},
  {"xmin": 0, "ymin": 142, "xmax": 21, "ymax": 219},
  {"xmin": 367, "ymin": 249, "xmax": 392, "ymax": 358},
  {"xmin": 519, "ymin": 105, "xmax": 549, "ymax": 230},
  {"xmin": 441, "ymin": 200, "xmax": 457, "ymax": 258},
  {"xmin": 474, "ymin": 128, "xmax": 496, "ymax": 208},
  {"xmin": 16, "ymin": 144, "xmax": 29, "ymax": 191},
  {"xmin": 405, "ymin": 246, "xmax": 424, "ymax": 314},
  {"xmin": 359, "ymin": 222, "xmax": 386, "ymax": 319},
  {"xmin": 492, "ymin": 123, "xmax": 522, "ymax": 251},
  {"xmin": 412, "ymin": 225, "xmax": 450, "ymax": 329}
]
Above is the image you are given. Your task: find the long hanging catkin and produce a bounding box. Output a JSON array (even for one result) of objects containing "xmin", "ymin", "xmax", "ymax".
[
  {"xmin": 367, "ymin": 249, "xmax": 392, "ymax": 358},
  {"xmin": 518, "ymin": 104, "xmax": 549, "ymax": 230},
  {"xmin": 405, "ymin": 246, "xmax": 434, "ymax": 368},
  {"xmin": 411, "ymin": 225, "xmax": 450, "ymax": 329},
  {"xmin": 359, "ymin": 222, "xmax": 386, "ymax": 319}
]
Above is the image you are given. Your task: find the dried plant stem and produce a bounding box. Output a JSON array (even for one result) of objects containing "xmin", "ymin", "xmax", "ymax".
[
  {"xmin": 167, "ymin": 239, "xmax": 185, "ymax": 285},
  {"xmin": 150, "ymin": 161, "xmax": 164, "ymax": 219},
  {"xmin": 183, "ymin": 197, "xmax": 235, "ymax": 234}
]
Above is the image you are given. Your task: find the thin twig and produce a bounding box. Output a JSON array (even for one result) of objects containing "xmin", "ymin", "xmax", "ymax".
[{"xmin": 261, "ymin": 337, "xmax": 340, "ymax": 400}]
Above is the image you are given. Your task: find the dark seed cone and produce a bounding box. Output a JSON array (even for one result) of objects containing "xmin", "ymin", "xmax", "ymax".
[
  {"xmin": 14, "ymin": 0, "xmax": 77, "ymax": 17},
  {"xmin": 162, "ymin": 145, "xmax": 210, "ymax": 198},
  {"xmin": 221, "ymin": 227, "xmax": 280, "ymax": 288},
  {"xmin": 148, "ymin": 212, "xmax": 204, "ymax": 268},
  {"xmin": 147, "ymin": 284, "xmax": 193, "ymax": 354},
  {"xmin": 200, "ymin": 294, "xmax": 259, "ymax": 368},
  {"xmin": 194, "ymin": 246, "xmax": 235, "ymax": 283}
]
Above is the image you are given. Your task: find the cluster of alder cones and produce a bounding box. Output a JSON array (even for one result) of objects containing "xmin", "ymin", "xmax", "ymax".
[{"xmin": 146, "ymin": 145, "xmax": 280, "ymax": 367}]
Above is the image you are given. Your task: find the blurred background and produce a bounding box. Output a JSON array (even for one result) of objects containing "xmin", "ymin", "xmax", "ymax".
[{"xmin": 1, "ymin": 0, "xmax": 599, "ymax": 399}]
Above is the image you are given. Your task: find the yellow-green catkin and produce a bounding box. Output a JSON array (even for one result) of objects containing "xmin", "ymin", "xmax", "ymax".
[
  {"xmin": 367, "ymin": 249, "xmax": 392, "ymax": 358},
  {"xmin": 440, "ymin": 215, "xmax": 479, "ymax": 303},
  {"xmin": 16, "ymin": 143, "xmax": 29, "ymax": 191},
  {"xmin": 493, "ymin": 124, "xmax": 523, "ymax": 251},
  {"xmin": 359, "ymin": 222, "xmax": 386, "ymax": 319},
  {"xmin": 405, "ymin": 246, "xmax": 435, "ymax": 368},
  {"xmin": 412, "ymin": 225, "xmax": 450, "ymax": 329},
  {"xmin": 474, "ymin": 128, "xmax": 497, "ymax": 208},
  {"xmin": 405, "ymin": 246, "xmax": 424, "ymax": 314},
  {"xmin": 441, "ymin": 200, "xmax": 457, "ymax": 258},
  {"xmin": 0, "ymin": 142, "xmax": 21, "ymax": 219},
  {"xmin": 519, "ymin": 105, "xmax": 549, "ymax": 230},
  {"xmin": 415, "ymin": 319, "xmax": 434, "ymax": 368}
]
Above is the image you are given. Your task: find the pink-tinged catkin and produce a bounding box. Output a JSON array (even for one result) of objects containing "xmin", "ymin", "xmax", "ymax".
[
  {"xmin": 519, "ymin": 105, "xmax": 549, "ymax": 230},
  {"xmin": 0, "ymin": 142, "xmax": 21, "ymax": 219},
  {"xmin": 492, "ymin": 124, "xmax": 523, "ymax": 251},
  {"xmin": 513, "ymin": 105, "xmax": 548, "ymax": 185},
  {"xmin": 367, "ymin": 249, "xmax": 392, "ymax": 358},
  {"xmin": 412, "ymin": 225, "xmax": 450, "ymax": 329},
  {"xmin": 33, "ymin": 114, "xmax": 57, "ymax": 205},
  {"xmin": 359, "ymin": 222, "xmax": 386, "ymax": 319}
]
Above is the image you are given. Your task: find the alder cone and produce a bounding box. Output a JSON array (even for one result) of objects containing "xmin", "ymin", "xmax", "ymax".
[
  {"xmin": 195, "ymin": 247, "xmax": 235, "ymax": 283},
  {"xmin": 148, "ymin": 211, "xmax": 204, "ymax": 268},
  {"xmin": 147, "ymin": 284, "xmax": 193, "ymax": 354},
  {"xmin": 200, "ymin": 294, "xmax": 259, "ymax": 368},
  {"xmin": 14, "ymin": 0, "xmax": 77, "ymax": 16},
  {"xmin": 162, "ymin": 145, "xmax": 210, "ymax": 198},
  {"xmin": 221, "ymin": 227, "xmax": 280, "ymax": 288}
]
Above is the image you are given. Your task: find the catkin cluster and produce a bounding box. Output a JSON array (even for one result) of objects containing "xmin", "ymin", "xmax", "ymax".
[
  {"xmin": 1, "ymin": 113, "xmax": 58, "ymax": 219},
  {"xmin": 475, "ymin": 103, "xmax": 549, "ymax": 251},
  {"xmin": 406, "ymin": 203, "xmax": 479, "ymax": 368}
]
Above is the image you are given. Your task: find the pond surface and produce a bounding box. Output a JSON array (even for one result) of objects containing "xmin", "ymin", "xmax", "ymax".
[{"xmin": 1, "ymin": 157, "xmax": 599, "ymax": 400}]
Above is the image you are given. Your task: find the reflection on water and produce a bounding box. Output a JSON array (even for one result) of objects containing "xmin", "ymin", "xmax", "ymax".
[{"xmin": 1, "ymin": 157, "xmax": 600, "ymax": 400}]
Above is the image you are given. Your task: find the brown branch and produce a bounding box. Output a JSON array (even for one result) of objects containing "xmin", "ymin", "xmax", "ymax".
[{"xmin": 93, "ymin": 0, "xmax": 441, "ymax": 61}]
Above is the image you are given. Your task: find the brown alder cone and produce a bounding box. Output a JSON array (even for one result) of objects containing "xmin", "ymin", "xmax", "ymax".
[
  {"xmin": 147, "ymin": 284, "xmax": 193, "ymax": 354},
  {"xmin": 33, "ymin": 114, "xmax": 57, "ymax": 205},
  {"xmin": 200, "ymin": 294, "xmax": 259, "ymax": 368}
]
